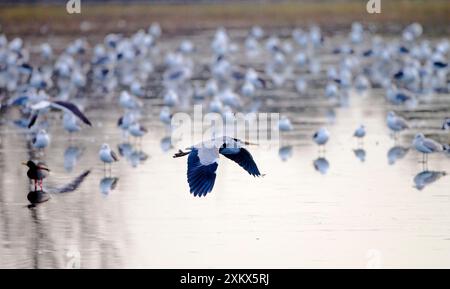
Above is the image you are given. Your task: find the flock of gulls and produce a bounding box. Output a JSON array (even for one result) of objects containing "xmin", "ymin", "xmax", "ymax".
[{"xmin": 0, "ymin": 21, "xmax": 449, "ymax": 203}]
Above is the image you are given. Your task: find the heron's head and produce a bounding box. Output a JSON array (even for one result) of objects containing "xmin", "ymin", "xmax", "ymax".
[
  {"xmin": 230, "ymin": 137, "xmax": 257, "ymax": 147},
  {"xmin": 101, "ymin": 143, "xmax": 110, "ymax": 150},
  {"xmin": 387, "ymin": 111, "xmax": 395, "ymax": 118},
  {"xmin": 38, "ymin": 129, "xmax": 47, "ymax": 135}
]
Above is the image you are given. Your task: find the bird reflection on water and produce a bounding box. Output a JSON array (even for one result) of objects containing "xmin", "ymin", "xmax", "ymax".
[
  {"xmin": 413, "ymin": 170, "xmax": 447, "ymax": 190},
  {"xmin": 387, "ymin": 146, "xmax": 410, "ymax": 165},
  {"xmin": 313, "ymin": 157, "xmax": 330, "ymax": 175},
  {"xmin": 26, "ymin": 170, "xmax": 91, "ymax": 208},
  {"xmin": 353, "ymin": 148, "xmax": 366, "ymax": 162},
  {"xmin": 100, "ymin": 177, "xmax": 119, "ymax": 196}
]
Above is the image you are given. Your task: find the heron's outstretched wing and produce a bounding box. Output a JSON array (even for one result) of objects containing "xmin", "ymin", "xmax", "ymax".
[
  {"xmin": 52, "ymin": 101, "xmax": 92, "ymax": 126},
  {"xmin": 220, "ymin": 147, "xmax": 261, "ymax": 177},
  {"xmin": 187, "ymin": 149, "xmax": 218, "ymax": 197}
]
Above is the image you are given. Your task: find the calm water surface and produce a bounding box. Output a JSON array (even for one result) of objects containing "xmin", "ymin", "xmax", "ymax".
[{"xmin": 0, "ymin": 30, "xmax": 449, "ymax": 268}]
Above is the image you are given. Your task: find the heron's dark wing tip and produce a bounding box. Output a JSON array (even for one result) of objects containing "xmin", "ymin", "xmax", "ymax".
[{"xmin": 220, "ymin": 147, "xmax": 261, "ymax": 177}]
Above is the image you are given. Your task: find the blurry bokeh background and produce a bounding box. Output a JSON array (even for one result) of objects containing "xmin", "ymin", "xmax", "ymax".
[{"xmin": 1, "ymin": 0, "xmax": 449, "ymax": 37}]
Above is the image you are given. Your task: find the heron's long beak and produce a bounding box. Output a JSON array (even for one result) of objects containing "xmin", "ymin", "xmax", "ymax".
[
  {"xmin": 21, "ymin": 162, "xmax": 27, "ymax": 166},
  {"xmin": 243, "ymin": 141, "xmax": 258, "ymax": 146}
]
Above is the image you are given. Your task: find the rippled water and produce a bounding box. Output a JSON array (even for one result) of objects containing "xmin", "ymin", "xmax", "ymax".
[{"xmin": 1, "ymin": 30, "xmax": 450, "ymax": 268}]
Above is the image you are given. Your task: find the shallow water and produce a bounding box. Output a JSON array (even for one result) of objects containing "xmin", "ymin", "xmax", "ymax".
[{"xmin": 1, "ymin": 31, "xmax": 450, "ymax": 268}]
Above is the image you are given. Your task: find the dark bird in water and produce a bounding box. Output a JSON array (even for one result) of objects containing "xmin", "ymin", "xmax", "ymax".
[
  {"xmin": 22, "ymin": 160, "xmax": 50, "ymax": 191},
  {"xmin": 26, "ymin": 170, "xmax": 91, "ymax": 208}
]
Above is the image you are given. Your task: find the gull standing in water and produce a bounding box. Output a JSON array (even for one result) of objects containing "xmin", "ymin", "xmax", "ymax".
[
  {"xmin": 313, "ymin": 127, "xmax": 330, "ymax": 152},
  {"xmin": 173, "ymin": 136, "xmax": 262, "ymax": 197},
  {"xmin": 386, "ymin": 111, "xmax": 409, "ymax": 137},
  {"xmin": 128, "ymin": 122, "xmax": 148, "ymax": 143},
  {"xmin": 353, "ymin": 124, "xmax": 366, "ymax": 145},
  {"xmin": 412, "ymin": 133, "xmax": 444, "ymax": 165},
  {"xmin": 99, "ymin": 143, "xmax": 119, "ymax": 173}
]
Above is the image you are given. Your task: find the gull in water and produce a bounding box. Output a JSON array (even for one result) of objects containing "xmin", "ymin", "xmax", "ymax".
[
  {"xmin": 173, "ymin": 136, "xmax": 262, "ymax": 197},
  {"xmin": 119, "ymin": 90, "xmax": 142, "ymax": 110},
  {"xmin": 412, "ymin": 133, "xmax": 444, "ymax": 164},
  {"xmin": 386, "ymin": 111, "xmax": 409, "ymax": 136},
  {"xmin": 353, "ymin": 124, "xmax": 366, "ymax": 145},
  {"xmin": 313, "ymin": 127, "xmax": 330, "ymax": 151},
  {"xmin": 354, "ymin": 125, "xmax": 366, "ymax": 139},
  {"xmin": 99, "ymin": 143, "xmax": 119, "ymax": 171}
]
